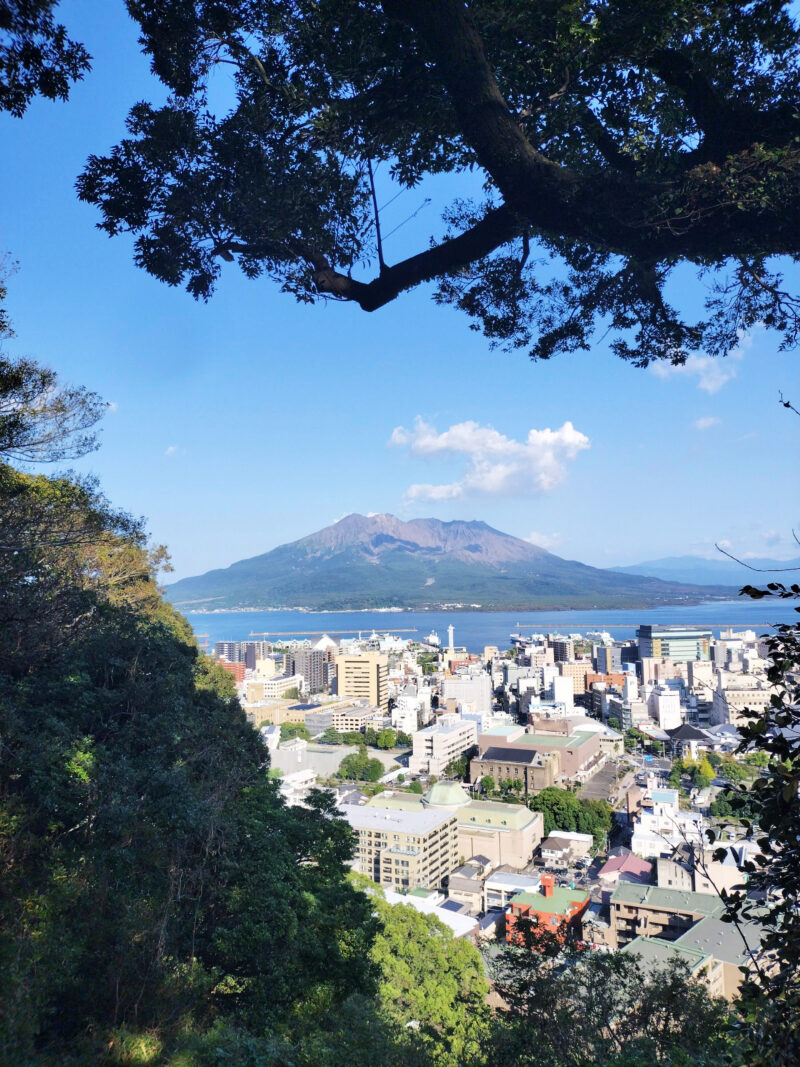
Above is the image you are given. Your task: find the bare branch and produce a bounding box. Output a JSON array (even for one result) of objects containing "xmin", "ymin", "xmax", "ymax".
[{"xmin": 714, "ymin": 543, "xmax": 800, "ymax": 572}]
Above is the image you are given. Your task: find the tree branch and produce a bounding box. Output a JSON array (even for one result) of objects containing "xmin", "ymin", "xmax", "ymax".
[
  {"xmin": 647, "ymin": 49, "xmax": 725, "ymax": 136},
  {"xmin": 296, "ymin": 203, "xmax": 521, "ymax": 310},
  {"xmin": 382, "ymin": 0, "xmax": 586, "ymax": 233},
  {"xmin": 715, "ymin": 542, "xmax": 800, "ymax": 572}
]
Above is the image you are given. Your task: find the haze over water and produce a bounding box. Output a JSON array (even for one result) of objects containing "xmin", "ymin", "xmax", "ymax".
[{"xmin": 186, "ymin": 599, "xmax": 798, "ymax": 654}]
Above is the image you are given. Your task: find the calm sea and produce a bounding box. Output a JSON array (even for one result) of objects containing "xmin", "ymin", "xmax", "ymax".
[{"xmin": 184, "ymin": 599, "xmax": 798, "ymax": 654}]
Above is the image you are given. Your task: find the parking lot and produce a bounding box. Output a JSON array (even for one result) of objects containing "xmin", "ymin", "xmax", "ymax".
[{"xmin": 579, "ymin": 761, "xmax": 620, "ymax": 801}]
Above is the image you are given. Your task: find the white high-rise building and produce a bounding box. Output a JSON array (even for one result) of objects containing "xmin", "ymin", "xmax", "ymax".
[{"xmin": 647, "ymin": 685, "xmax": 682, "ymax": 730}]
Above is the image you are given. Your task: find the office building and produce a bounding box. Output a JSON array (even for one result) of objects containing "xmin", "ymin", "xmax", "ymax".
[
  {"xmin": 637, "ymin": 626, "xmax": 712, "ymax": 662},
  {"xmin": 336, "ymin": 652, "xmax": 389, "ymax": 711},
  {"xmin": 596, "ymin": 644, "xmax": 623, "ymax": 673}
]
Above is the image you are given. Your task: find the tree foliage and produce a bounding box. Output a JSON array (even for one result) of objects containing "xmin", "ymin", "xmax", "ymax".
[
  {"xmin": 376, "ymin": 727, "xmax": 397, "ymax": 749},
  {"xmin": 366, "ymin": 885, "xmax": 490, "ymax": 1067},
  {"xmin": 711, "ymin": 583, "xmax": 800, "ymax": 1066},
  {"xmin": 0, "ymin": 0, "xmax": 90, "ymax": 116},
  {"xmin": 77, "ymin": 0, "xmax": 800, "ymax": 365},
  {"xmin": 0, "ymin": 338, "xmax": 380, "ymax": 1060},
  {"xmin": 337, "ymin": 745, "xmax": 385, "ymax": 782},
  {"xmin": 490, "ymin": 944, "xmax": 733, "ymax": 1066},
  {"xmin": 529, "ymin": 786, "xmax": 613, "ymax": 848},
  {"xmin": 280, "ymin": 721, "xmax": 310, "ymax": 741}
]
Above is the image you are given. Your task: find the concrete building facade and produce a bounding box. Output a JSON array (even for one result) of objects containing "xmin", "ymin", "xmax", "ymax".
[
  {"xmin": 408, "ymin": 715, "xmax": 478, "ymax": 776},
  {"xmin": 340, "ymin": 804, "xmax": 458, "ymax": 892},
  {"xmin": 336, "ymin": 652, "xmax": 389, "ymax": 712}
]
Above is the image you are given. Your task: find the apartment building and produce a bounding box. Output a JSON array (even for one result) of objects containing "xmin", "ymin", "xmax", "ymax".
[
  {"xmin": 442, "ymin": 672, "xmax": 493, "ymax": 714},
  {"xmin": 710, "ymin": 670, "xmax": 773, "ymax": 727},
  {"xmin": 368, "ymin": 784, "xmax": 543, "ymax": 871},
  {"xmin": 284, "ymin": 648, "xmax": 326, "ymax": 693},
  {"xmin": 331, "ymin": 702, "xmax": 383, "ymax": 733},
  {"xmin": 609, "ymin": 882, "xmax": 725, "ymax": 949},
  {"xmin": 340, "ymin": 804, "xmax": 458, "ymax": 891},
  {"xmin": 621, "ymin": 936, "xmax": 725, "ymax": 999},
  {"xmin": 558, "ymin": 661, "xmax": 593, "ymax": 694},
  {"xmin": 506, "ymin": 873, "xmax": 590, "ymax": 946},
  {"xmin": 336, "ymin": 652, "xmax": 389, "ymax": 712},
  {"xmin": 245, "ymin": 674, "xmax": 303, "ymax": 702},
  {"xmin": 408, "ymin": 715, "xmax": 478, "ymax": 776}
]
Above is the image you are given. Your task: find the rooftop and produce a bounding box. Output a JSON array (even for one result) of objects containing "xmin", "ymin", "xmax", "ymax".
[
  {"xmin": 367, "ymin": 792, "xmax": 426, "ymax": 812},
  {"xmin": 665, "ymin": 723, "xmax": 709, "ymax": 741},
  {"xmin": 383, "ymin": 889, "xmax": 477, "ymax": 939},
  {"xmin": 480, "ymin": 724, "xmax": 524, "ymax": 737},
  {"xmin": 479, "ymin": 746, "xmax": 548, "ymax": 765},
  {"xmin": 621, "ymin": 936, "xmax": 710, "ymax": 974},
  {"xmin": 485, "ymin": 871, "xmax": 542, "ymax": 891},
  {"xmin": 416, "ymin": 719, "xmax": 476, "ymax": 737},
  {"xmin": 676, "ymin": 914, "xmax": 765, "ymax": 966},
  {"xmin": 459, "ymin": 800, "xmax": 539, "ymax": 830},
  {"xmin": 515, "ymin": 730, "xmax": 597, "ymax": 748},
  {"xmin": 424, "ymin": 781, "xmax": 471, "ymax": 808},
  {"xmin": 598, "ymin": 853, "xmax": 652, "ymax": 878},
  {"xmin": 339, "ymin": 803, "xmax": 454, "ymax": 835},
  {"xmin": 611, "ymin": 882, "xmax": 726, "ymax": 918},
  {"xmin": 511, "ymin": 885, "xmax": 589, "ymax": 916}
]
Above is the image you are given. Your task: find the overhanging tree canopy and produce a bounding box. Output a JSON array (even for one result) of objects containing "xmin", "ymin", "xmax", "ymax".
[{"xmin": 78, "ymin": 0, "xmax": 800, "ymax": 364}]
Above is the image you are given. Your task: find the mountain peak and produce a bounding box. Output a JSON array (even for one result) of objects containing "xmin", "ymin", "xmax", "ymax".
[{"xmin": 165, "ymin": 514, "xmax": 726, "ymax": 611}]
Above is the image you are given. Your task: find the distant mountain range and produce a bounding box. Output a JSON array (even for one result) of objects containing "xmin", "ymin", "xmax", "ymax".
[
  {"xmin": 611, "ymin": 554, "xmax": 800, "ymax": 588},
  {"xmin": 164, "ymin": 513, "xmax": 732, "ymax": 612}
]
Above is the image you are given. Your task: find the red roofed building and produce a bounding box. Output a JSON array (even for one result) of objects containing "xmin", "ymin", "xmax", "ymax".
[
  {"xmin": 505, "ymin": 873, "xmax": 590, "ymax": 948},
  {"xmin": 598, "ymin": 852, "xmax": 653, "ymax": 901}
]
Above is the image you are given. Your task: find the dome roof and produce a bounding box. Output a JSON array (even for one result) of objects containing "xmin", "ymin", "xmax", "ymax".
[{"xmin": 423, "ymin": 781, "xmax": 471, "ymax": 808}]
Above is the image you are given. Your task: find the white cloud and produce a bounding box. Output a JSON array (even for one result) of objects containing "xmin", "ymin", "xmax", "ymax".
[
  {"xmin": 526, "ymin": 530, "xmax": 563, "ymax": 551},
  {"xmin": 693, "ymin": 416, "xmax": 721, "ymax": 430},
  {"xmin": 389, "ymin": 417, "xmax": 590, "ymax": 501},
  {"xmin": 651, "ymin": 333, "xmax": 751, "ymax": 393},
  {"xmin": 164, "ymin": 444, "xmax": 180, "ymax": 456}
]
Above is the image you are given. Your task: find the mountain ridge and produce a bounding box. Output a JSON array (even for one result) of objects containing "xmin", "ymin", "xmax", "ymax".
[
  {"xmin": 164, "ymin": 513, "xmax": 731, "ymax": 611},
  {"xmin": 611, "ymin": 554, "xmax": 800, "ymax": 588}
]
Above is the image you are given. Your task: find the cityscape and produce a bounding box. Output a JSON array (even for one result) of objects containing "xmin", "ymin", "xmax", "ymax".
[{"xmin": 210, "ymin": 620, "xmax": 774, "ymax": 986}]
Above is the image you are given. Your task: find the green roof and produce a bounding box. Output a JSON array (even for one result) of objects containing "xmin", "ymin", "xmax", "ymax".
[
  {"xmin": 611, "ymin": 882, "xmax": 726, "ymax": 918},
  {"xmin": 424, "ymin": 781, "xmax": 471, "ymax": 807},
  {"xmin": 621, "ymin": 936, "xmax": 710, "ymax": 973},
  {"xmin": 511, "ymin": 886, "xmax": 589, "ymax": 916},
  {"xmin": 459, "ymin": 799, "xmax": 538, "ymax": 830}
]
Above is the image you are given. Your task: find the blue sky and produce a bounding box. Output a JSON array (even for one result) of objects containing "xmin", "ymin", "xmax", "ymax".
[{"xmin": 1, "ymin": 1, "xmax": 798, "ymax": 581}]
